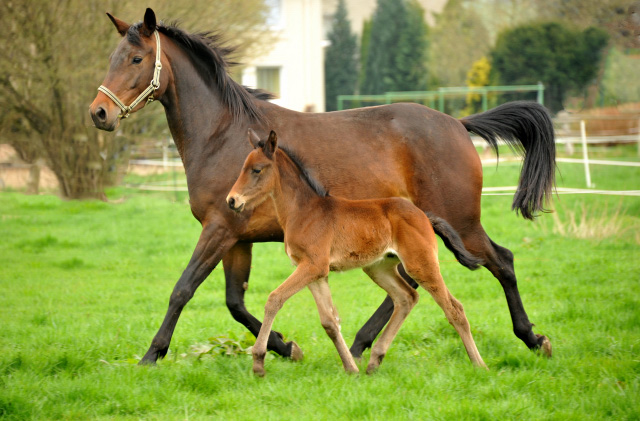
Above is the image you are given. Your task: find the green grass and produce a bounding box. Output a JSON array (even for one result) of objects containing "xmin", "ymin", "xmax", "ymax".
[{"xmin": 1, "ymin": 154, "xmax": 639, "ymax": 419}]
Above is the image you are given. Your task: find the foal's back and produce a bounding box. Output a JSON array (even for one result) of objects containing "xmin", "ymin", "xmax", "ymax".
[{"xmin": 289, "ymin": 195, "xmax": 435, "ymax": 272}]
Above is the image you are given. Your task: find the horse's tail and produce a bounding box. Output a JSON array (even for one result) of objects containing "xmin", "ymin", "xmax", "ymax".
[
  {"xmin": 426, "ymin": 213, "xmax": 483, "ymax": 270},
  {"xmin": 459, "ymin": 101, "xmax": 556, "ymax": 220}
]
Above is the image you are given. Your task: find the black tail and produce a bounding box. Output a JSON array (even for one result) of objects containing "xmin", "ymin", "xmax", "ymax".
[
  {"xmin": 426, "ymin": 213, "xmax": 483, "ymax": 270},
  {"xmin": 460, "ymin": 101, "xmax": 556, "ymax": 220}
]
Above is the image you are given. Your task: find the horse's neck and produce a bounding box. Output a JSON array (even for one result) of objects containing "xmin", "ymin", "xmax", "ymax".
[
  {"xmin": 159, "ymin": 52, "xmax": 239, "ymax": 167},
  {"xmin": 270, "ymin": 153, "xmax": 321, "ymax": 227}
]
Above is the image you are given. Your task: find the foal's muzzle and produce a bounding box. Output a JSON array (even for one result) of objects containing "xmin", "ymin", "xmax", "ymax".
[{"xmin": 226, "ymin": 195, "xmax": 245, "ymax": 213}]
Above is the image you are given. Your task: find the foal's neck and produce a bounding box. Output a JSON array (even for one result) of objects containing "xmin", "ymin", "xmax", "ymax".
[{"xmin": 270, "ymin": 151, "xmax": 324, "ymax": 227}]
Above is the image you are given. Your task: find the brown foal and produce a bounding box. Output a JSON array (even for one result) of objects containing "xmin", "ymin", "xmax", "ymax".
[{"xmin": 227, "ymin": 130, "xmax": 487, "ymax": 376}]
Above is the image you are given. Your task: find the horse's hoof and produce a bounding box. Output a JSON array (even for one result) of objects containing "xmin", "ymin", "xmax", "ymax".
[
  {"xmin": 138, "ymin": 357, "xmax": 157, "ymax": 366},
  {"xmin": 288, "ymin": 341, "xmax": 304, "ymax": 361},
  {"xmin": 537, "ymin": 334, "xmax": 552, "ymax": 358}
]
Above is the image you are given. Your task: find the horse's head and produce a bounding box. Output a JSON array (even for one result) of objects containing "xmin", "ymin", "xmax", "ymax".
[
  {"xmin": 90, "ymin": 8, "xmax": 169, "ymax": 131},
  {"xmin": 227, "ymin": 129, "xmax": 279, "ymax": 213}
]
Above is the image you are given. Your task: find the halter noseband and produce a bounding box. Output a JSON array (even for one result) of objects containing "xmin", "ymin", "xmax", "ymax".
[{"xmin": 97, "ymin": 30, "xmax": 162, "ymax": 119}]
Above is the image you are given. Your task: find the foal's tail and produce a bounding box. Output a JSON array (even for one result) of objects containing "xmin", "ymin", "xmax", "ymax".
[
  {"xmin": 426, "ymin": 213, "xmax": 483, "ymax": 270},
  {"xmin": 459, "ymin": 101, "xmax": 556, "ymax": 220}
]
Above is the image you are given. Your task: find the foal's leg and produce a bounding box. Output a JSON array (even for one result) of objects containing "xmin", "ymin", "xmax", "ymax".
[
  {"xmin": 350, "ymin": 264, "xmax": 418, "ymax": 359},
  {"xmin": 307, "ymin": 279, "xmax": 358, "ymax": 373},
  {"xmin": 363, "ymin": 260, "xmax": 420, "ymax": 374},
  {"xmin": 399, "ymin": 242, "xmax": 486, "ymax": 368},
  {"xmin": 223, "ymin": 243, "xmax": 303, "ymax": 360},
  {"xmin": 253, "ymin": 263, "xmax": 327, "ymax": 376}
]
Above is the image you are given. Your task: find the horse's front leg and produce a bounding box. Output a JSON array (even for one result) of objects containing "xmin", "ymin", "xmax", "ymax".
[
  {"xmin": 222, "ymin": 242, "xmax": 303, "ymax": 359},
  {"xmin": 139, "ymin": 221, "xmax": 238, "ymax": 365}
]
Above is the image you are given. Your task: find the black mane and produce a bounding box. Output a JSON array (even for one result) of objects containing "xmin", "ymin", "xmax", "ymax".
[
  {"xmin": 277, "ymin": 146, "xmax": 329, "ymax": 198},
  {"xmin": 128, "ymin": 22, "xmax": 274, "ymax": 122}
]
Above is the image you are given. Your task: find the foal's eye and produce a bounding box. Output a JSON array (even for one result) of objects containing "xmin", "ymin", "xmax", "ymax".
[
  {"xmin": 251, "ymin": 168, "xmax": 262, "ymax": 175},
  {"xmin": 132, "ymin": 57, "xmax": 143, "ymax": 64}
]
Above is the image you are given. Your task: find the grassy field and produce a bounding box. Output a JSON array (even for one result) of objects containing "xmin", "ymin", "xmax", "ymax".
[{"xmin": 1, "ymin": 150, "xmax": 639, "ymax": 419}]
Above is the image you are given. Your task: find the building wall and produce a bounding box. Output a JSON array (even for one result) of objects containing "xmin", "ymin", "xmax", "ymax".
[{"xmin": 242, "ymin": 0, "xmax": 325, "ymax": 112}]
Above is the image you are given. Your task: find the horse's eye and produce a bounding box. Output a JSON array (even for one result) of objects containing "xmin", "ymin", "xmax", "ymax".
[
  {"xmin": 132, "ymin": 57, "xmax": 143, "ymax": 64},
  {"xmin": 252, "ymin": 168, "xmax": 262, "ymax": 175}
]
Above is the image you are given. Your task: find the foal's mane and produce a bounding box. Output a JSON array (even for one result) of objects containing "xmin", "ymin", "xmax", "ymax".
[
  {"xmin": 275, "ymin": 146, "xmax": 329, "ymax": 198},
  {"xmin": 127, "ymin": 22, "xmax": 274, "ymax": 123}
]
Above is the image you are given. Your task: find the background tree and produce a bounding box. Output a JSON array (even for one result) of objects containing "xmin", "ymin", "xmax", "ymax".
[
  {"xmin": 324, "ymin": 0, "xmax": 358, "ymax": 112},
  {"xmin": 0, "ymin": 0, "xmax": 271, "ymax": 199},
  {"xmin": 463, "ymin": 56, "xmax": 494, "ymax": 115},
  {"xmin": 360, "ymin": 0, "xmax": 407, "ymax": 95},
  {"xmin": 358, "ymin": 18, "xmax": 372, "ymax": 93},
  {"xmin": 394, "ymin": 0, "xmax": 429, "ymax": 92},
  {"xmin": 534, "ymin": 0, "xmax": 640, "ymax": 107},
  {"xmin": 490, "ymin": 22, "xmax": 609, "ymax": 113},
  {"xmin": 360, "ymin": 0, "xmax": 429, "ymax": 95},
  {"xmin": 429, "ymin": 0, "xmax": 490, "ymax": 88}
]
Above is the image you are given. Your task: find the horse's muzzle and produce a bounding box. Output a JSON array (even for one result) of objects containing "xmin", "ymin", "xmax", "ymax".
[{"xmin": 89, "ymin": 98, "xmax": 119, "ymax": 132}]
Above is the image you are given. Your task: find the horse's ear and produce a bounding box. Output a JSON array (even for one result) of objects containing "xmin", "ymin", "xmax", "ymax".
[
  {"xmin": 106, "ymin": 13, "xmax": 130, "ymax": 37},
  {"xmin": 248, "ymin": 129, "xmax": 261, "ymax": 149},
  {"xmin": 141, "ymin": 8, "xmax": 157, "ymax": 36},
  {"xmin": 263, "ymin": 130, "xmax": 278, "ymax": 159}
]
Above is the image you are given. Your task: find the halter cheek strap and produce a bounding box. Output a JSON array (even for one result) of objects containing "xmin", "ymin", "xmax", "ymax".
[{"xmin": 97, "ymin": 30, "xmax": 162, "ymax": 119}]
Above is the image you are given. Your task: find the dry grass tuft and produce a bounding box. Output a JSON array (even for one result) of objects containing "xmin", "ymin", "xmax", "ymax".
[{"xmin": 548, "ymin": 202, "xmax": 638, "ymax": 243}]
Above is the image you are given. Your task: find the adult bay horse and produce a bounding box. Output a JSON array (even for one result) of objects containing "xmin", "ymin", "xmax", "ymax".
[
  {"xmin": 227, "ymin": 130, "xmax": 487, "ymax": 376},
  {"xmin": 89, "ymin": 9, "xmax": 555, "ymax": 365}
]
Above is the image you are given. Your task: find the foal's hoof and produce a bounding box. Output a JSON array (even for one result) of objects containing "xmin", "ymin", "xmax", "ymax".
[
  {"xmin": 253, "ymin": 361, "xmax": 266, "ymax": 377},
  {"xmin": 365, "ymin": 364, "xmax": 378, "ymax": 375},
  {"xmin": 536, "ymin": 334, "xmax": 552, "ymax": 358},
  {"xmin": 287, "ymin": 341, "xmax": 304, "ymax": 361}
]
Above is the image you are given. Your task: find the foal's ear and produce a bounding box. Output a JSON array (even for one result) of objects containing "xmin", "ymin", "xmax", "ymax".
[
  {"xmin": 106, "ymin": 13, "xmax": 130, "ymax": 37},
  {"xmin": 247, "ymin": 128, "xmax": 261, "ymax": 149},
  {"xmin": 141, "ymin": 8, "xmax": 157, "ymax": 36},
  {"xmin": 263, "ymin": 130, "xmax": 278, "ymax": 159}
]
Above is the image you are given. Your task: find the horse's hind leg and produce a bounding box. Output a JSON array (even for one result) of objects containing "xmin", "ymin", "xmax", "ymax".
[
  {"xmin": 363, "ymin": 260, "xmax": 419, "ymax": 374},
  {"xmin": 307, "ymin": 279, "xmax": 358, "ymax": 373},
  {"xmin": 223, "ymin": 243, "xmax": 302, "ymax": 360},
  {"xmin": 456, "ymin": 224, "xmax": 551, "ymax": 356}
]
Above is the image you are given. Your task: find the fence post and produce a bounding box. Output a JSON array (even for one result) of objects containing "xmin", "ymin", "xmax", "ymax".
[
  {"xmin": 163, "ymin": 138, "xmax": 169, "ymax": 170},
  {"xmin": 637, "ymin": 117, "xmax": 640, "ymax": 158},
  {"xmin": 482, "ymin": 88, "xmax": 488, "ymax": 112},
  {"xmin": 537, "ymin": 82, "xmax": 544, "ymax": 105},
  {"xmin": 580, "ymin": 120, "xmax": 592, "ymax": 188}
]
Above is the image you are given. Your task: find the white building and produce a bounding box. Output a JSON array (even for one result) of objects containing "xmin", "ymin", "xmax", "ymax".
[
  {"xmin": 241, "ymin": 0, "xmax": 446, "ymax": 112},
  {"xmin": 241, "ymin": 0, "xmax": 325, "ymax": 113}
]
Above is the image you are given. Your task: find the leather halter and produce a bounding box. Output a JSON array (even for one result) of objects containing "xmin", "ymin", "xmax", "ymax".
[{"xmin": 97, "ymin": 30, "xmax": 162, "ymax": 119}]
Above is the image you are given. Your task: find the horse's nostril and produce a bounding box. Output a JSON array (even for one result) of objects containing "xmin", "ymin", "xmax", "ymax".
[
  {"xmin": 228, "ymin": 197, "xmax": 235, "ymax": 209},
  {"xmin": 96, "ymin": 107, "xmax": 107, "ymax": 122}
]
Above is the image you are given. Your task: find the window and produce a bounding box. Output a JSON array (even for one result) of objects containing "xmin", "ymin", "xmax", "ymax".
[{"xmin": 257, "ymin": 67, "xmax": 281, "ymax": 98}]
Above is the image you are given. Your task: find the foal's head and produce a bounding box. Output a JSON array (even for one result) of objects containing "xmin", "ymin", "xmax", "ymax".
[{"xmin": 227, "ymin": 130, "xmax": 279, "ymax": 213}]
